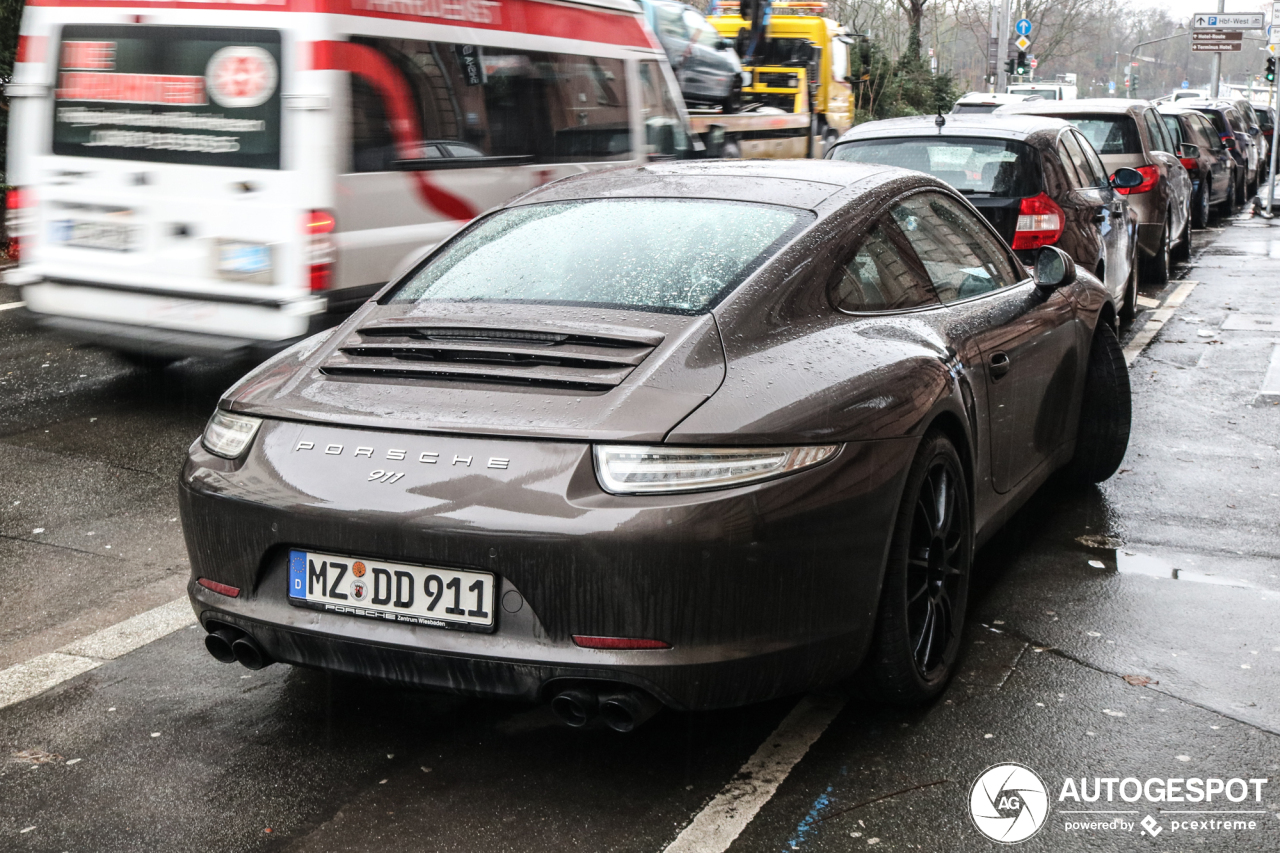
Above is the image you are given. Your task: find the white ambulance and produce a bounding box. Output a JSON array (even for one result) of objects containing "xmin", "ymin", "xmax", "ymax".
[{"xmin": 5, "ymin": 0, "xmax": 700, "ymax": 361}]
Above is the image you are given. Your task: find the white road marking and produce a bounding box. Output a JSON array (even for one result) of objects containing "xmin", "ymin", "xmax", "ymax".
[
  {"xmin": 1257, "ymin": 345, "xmax": 1280, "ymax": 402},
  {"xmin": 0, "ymin": 301, "xmax": 25, "ymax": 312},
  {"xmin": 1123, "ymin": 280, "xmax": 1200, "ymax": 367},
  {"xmin": 0, "ymin": 597, "xmax": 194, "ymax": 710},
  {"xmin": 662, "ymin": 695, "xmax": 845, "ymax": 853},
  {"xmin": 1135, "ymin": 295, "xmax": 1161, "ymax": 309}
]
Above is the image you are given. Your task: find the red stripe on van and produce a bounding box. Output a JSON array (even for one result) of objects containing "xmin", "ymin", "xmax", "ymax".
[
  {"xmin": 312, "ymin": 40, "xmax": 478, "ymax": 222},
  {"xmin": 16, "ymin": 36, "xmax": 48, "ymax": 63},
  {"xmin": 27, "ymin": 0, "xmax": 655, "ymax": 49}
]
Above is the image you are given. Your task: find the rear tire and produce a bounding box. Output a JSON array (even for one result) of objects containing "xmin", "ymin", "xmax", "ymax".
[
  {"xmin": 1140, "ymin": 218, "xmax": 1170, "ymax": 285},
  {"xmin": 863, "ymin": 431, "xmax": 971, "ymax": 706},
  {"xmin": 1118, "ymin": 259, "xmax": 1138, "ymax": 323},
  {"xmin": 1067, "ymin": 322, "xmax": 1132, "ymax": 484},
  {"xmin": 1192, "ymin": 178, "xmax": 1211, "ymax": 229},
  {"xmin": 1235, "ymin": 171, "xmax": 1247, "ymax": 208},
  {"xmin": 1171, "ymin": 207, "xmax": 1191, "ymax": 263}
]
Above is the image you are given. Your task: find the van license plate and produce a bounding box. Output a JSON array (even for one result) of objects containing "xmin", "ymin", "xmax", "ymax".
[
  {"xmin": 51, "ymin": 219, "xmax": 138, "ymax": 252},
  {"xmin": 217, "ymin": 240, "xmax": 273, "ymax": 280},
  {"xmin": 287, "ymin": 549, "xmax": 496, "ymax": 633}
]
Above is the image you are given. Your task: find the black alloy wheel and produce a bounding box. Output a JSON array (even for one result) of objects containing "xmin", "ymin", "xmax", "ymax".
[
  {"xmin": 1193, "ymin": 177, "xmax": 1211, "ymax": 229},
  {"xmin": 865, "ymin": 431, "xmax": 971, "ymax": 705}
]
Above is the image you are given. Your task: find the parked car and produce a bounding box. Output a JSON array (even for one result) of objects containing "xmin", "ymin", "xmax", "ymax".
[
  {"xmin": 997, "ymin": 99, "xmax": 1193, "ymax": 285},
  {"xmin": 952, "ymin": 92, "xmax": 1043, "ymax": 114},
  {"xmin": 1257, "ymin": 105, "xmax": 1275, "ymax": 180},
  {"xmin": 182, "ymin": 160, "xmax": 1132, "ymax": 725},
  {"xmin": 828, "ymin": 114, "xmax": 1142, "ymax": 320},
  {"xmin": 1182, "ymin": 100, "xmax": 1261, "ymax": 204},
  {"xmin": 1006, "ymin": 82, "xmax": 1078, "ymax": 101},
  {"xmin": 1230, "ymin": 97, "xmax": 1269, "ymax": 180},
  {"xmin": 1158, "ymin": 105, "xmax": 1237, "ymax": 224},
  {"xmin": 640, "ymin": 0, "xmax": 744, "ymax": 112}
]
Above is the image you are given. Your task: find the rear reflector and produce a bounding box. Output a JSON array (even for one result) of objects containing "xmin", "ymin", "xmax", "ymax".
[
  {"xmin": 198, "ymin": 578, "xmax": 241, "ymax": 598},
  {"xmin": 1011, "ymin": 192, "xmax": 1065, "ymax": 251},
  {"xmin": 572, "ymin": 635, "xmax": 671, "ymax": 650}
]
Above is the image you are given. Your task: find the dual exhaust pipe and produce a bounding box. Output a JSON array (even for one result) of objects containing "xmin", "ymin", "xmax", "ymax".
[
  {"xmin": 204, "ymin": 626, "xmax": 272, "ymax": 671},
  {"xmin": 550, "ymin": 685, "xmax": 661, "ymax": 732}
]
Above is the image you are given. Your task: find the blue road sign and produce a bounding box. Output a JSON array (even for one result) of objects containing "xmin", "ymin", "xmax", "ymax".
[
  {"xmin": 1015, "ymin": 18, "xmax": 1032, "ymax": 36},
  {"xmin": 1109, "ymin": 81, "xmax": 1116, "ymax": 92},
  {"xmin": 1182, "ymin": 79, "xmax": 1190, "ymax": 89}
]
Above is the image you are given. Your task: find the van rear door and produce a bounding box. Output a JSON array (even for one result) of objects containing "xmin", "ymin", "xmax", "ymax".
[{"xmin": 26, "ymin": 25, "xmax": 313, "ymax": 344}]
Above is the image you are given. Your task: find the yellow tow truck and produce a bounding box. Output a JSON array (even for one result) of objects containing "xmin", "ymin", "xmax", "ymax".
[{"xmin": 706, "ymin": 1, "xmax": 856, "ymax": 155}]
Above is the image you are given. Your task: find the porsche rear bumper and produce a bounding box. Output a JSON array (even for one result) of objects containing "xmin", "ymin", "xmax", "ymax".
[{"xmin": 179, "ymin": 421, "xmax": 915, "ymax": 710}]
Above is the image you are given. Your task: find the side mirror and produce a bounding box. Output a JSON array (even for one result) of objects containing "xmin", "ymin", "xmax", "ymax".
[
  {"xmin": 1035, "ymin": 246, "xmax": 1076, "ymax": 289},
  {"xmin": 1178, "ymin": 142, "xmax": 1200, "ymax": 159},
  {"xmin": 1110, "ymin": 167, "xmax": 1144, "ymax": 190},
  {"xmin": 1223, "ymin": 136, "xmax": 1239, "ymax": 150}
]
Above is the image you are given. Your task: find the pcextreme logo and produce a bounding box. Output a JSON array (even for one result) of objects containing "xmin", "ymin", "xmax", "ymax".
[{"xmin": 969, "ymin": 763, "xmax": 1270, "ymax": 843}]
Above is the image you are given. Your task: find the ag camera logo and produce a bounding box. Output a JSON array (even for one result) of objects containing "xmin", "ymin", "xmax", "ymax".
[{"xmin": 970, "ymin": 763, "xmax": 1050, "ymax": 843}]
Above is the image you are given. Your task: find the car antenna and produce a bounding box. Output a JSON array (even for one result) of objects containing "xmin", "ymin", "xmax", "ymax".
[{"xmin": 935, "ymin": 110, "xmax": 946, "ymax": 133}]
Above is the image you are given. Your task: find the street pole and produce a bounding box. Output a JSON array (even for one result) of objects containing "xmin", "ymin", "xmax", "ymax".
[
  {"xmin": 997, "ymin": 0, "xmax": 1011, "ymax": 93},
  {"xmin": 1211, "ymin": 0, "xmax": 1226, "ymax": 97},
  {"xmin": 989, "ymin": 1, "xmax": 999, "ymax": 93},
  {"xmin": 1269, "ymin": 55, "xmax": 1280, "ymax": 214}
]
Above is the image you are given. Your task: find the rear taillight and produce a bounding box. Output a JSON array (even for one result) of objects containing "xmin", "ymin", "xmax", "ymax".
[
  {"xmin": 305, "ymin": 209, "xmax": 335, "ymax": 292},
  {"xmin": 1011, "ymin": 192, "xmax": 1065, "ymax": 251},
  {"xmin": 1111, "ymin": 164, "xmax": 1159, "ymax": 195},
  {"xmin": 5, "ymin": 188, "xmax": 32, "ymax": 263},
  {"xmin": 1179, "ymin": 157, "xmax": 1199, "ymax": 172}
]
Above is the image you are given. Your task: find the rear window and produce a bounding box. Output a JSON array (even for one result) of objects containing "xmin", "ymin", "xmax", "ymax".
[
  {"xmin": 1056, "ymin": 115, "xmax": 1142, "ymax": 155},
  {"xmin": 952, "ymin": 104, "xmax": 998, "ymax": 114},
  {"xmin": 1009, "ymin": 88, "xmax": 1057, "ymax": 100},
  {"xmin": 1258, "ymin": 110, "xmax": 1274, "ymax": 130},
  {"xmin": 53, "ymin": 25, "xmax": 280, "ymax": 169},
  {"xmin": 390, "ymin": 199, "xmax": 812, "ymax": 314},
  {"xmin": 830, "ymin": 137, "xmax": 1040, "ymax": 197}
]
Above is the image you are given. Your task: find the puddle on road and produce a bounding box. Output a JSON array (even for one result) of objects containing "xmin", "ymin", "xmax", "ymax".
[{"xmin": 1074, "ymin": 538, "xmax": 1254, "ymax": 588}]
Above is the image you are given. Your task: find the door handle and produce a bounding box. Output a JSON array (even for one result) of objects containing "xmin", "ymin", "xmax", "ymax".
[
  {"xmin": 1093, "ymin": 211, "xmax": 1107, "ymax": 222},
  {"xmin": 990, "ymin": 352, "xmax": 1011, "ymax": 379}
]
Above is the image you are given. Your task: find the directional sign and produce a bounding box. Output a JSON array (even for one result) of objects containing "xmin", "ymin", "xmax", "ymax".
[
  {"xmin": 1193, "ymin": 12, "xmax": 1265, "ymax": 30},
  {"xmin": 1109, "ymin": 81, "xmax": 1116, "ymax": 92},
  {"xmin": 1192, "ymin": 30, "xmax": 1243, "ymax": 41},
  {"xmin": 1015, "ymin": 18, "xmax": 1032, "ymax": 36},
  {"xmin": 1271, "ymin": 19, "xmax": 1280, "ymax": 45},
  {"xmin": 1015, "ymin": 35, "xmax": 1030, "ymax": 51},
  {"xmin": 1192, "ymin": 41, "xmax": 1244, "ymax": 51}
]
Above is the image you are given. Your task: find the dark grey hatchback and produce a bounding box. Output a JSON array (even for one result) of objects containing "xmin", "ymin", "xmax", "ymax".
[{"xmin": 180, "ymin": 161, "xmax": 1131, "ymax": 731}]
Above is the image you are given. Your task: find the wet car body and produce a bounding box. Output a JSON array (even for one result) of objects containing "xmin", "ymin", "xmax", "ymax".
[
  {"xmin": 997, "ymin": 99, "xmax": 1192, "ymax": 283},
  {"xmin": 1158, "ymin": 105, "xmax": 1235, "ymax": 223},
  {"xmin": 180, "ymin": 161, "xmax": 1119, "ymax": 712},
  {"xmin": 827, "ymin": 114, "xmax": 1137, "ymax": 318},
  {"xmin": 1184, "ymin": 99, "xmax": 1260, "ymax": 199}
]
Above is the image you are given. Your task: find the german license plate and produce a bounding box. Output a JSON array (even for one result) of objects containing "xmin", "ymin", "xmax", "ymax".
[
  {"xmin": 287, "ymin": 549, "xmax": 496, "ymax": 632},
  {"xmin": 50, "ymin": 218, "xmax": 138, "ymax": 251},
  {"xmin": 216, "ymin": 240, "xmax": 273, "ymax": 281}
]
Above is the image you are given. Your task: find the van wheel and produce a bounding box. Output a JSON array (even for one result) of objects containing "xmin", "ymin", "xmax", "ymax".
[
  {"xmin": 1067, "ymin": 322, "xmax": 1132, "ymax": 484},
  {"xmin": 863, "ymin": 431, "xmax": 971, "ymax": 706},
  {"xmin": 116, "ymin": 350, "xmax": 180, "ymax": 370},
  {"xmin": 1140, "ymin": 218, "xmax": 1170, "ymax": 285},
  {"xmin": 1192, "ymin": 178, "xmax": 1211, "ymax": 229}
]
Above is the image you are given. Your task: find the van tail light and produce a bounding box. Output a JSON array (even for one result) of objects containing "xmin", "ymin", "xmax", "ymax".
[
  {"xmin": 1110, "ymin": 164, "xmax": 1159, "ymax": 195},
  {"xmin": 305, "ymin": 209, "xmax": 336, "ymax": 292},
  {"xmin": 1011, "ymin": 192, "xmax": 1065, "ymax": 251},
  {"xmin": 6, "ymin": 188, "xmax": 32, "ymax": 263},
  {"xmin": 1179, "ymin": 156, "xmax": 1199, "ymax": 172}
]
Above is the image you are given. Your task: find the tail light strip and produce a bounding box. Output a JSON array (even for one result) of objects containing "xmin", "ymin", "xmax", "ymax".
[{"xmin": 1011, "ymin": 192, "xmax": 1065, "ymax": 251}]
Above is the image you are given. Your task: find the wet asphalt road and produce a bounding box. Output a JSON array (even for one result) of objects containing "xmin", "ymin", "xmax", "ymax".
[{"xmin": 2, "ymin": 213, "xmax": 1280, "ymax": 853}]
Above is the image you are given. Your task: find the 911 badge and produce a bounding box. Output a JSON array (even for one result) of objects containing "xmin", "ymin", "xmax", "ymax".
[{"xmin": 206, "ymin": 46, "xmax": 277, "ymax": 109}]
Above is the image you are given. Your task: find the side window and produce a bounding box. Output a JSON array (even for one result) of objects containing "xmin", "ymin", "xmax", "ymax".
[
  {"xmin": 346, "ymin": 39, "xmax": 631, "ymax": 173},
  {"xmin": 1073, "ymin": 130, "xmax": 1109, "ymax": 187},
  {"xmin": 831, "ymin": 37, "xmax": 850, "ymax": 81},
  {"xmin": 1161, "ymin": 115, "xmax": 1183, "ymax": 147},
  {"xmin": 1197, "ymin": 115, "xmax": 1224, "ymax": 150},
  {"xmin": 1059, "ymin": 131, "xmax": 1100, "ymax": 188},
  {"xmin": 1227, "ymin": 109, "xmax": 1246, "ymax": 133},
  {"xmin": 1143, "ymin": 109, "xmax": 1170, "ymax": 153},
  {"xmin": 832, "ymin": 223, "xmax": 937, "ymax": 312},
  {"xmin": 639, "ymin": 60, "xmax": 692, "ymax": 158},
  {"xmin": 890, "ymin": 193, "xmax": 1024, "ymax": 304},
  {"xmin": 1056, "ymin": 139, "xmax": 1085, "ymax": 189}
]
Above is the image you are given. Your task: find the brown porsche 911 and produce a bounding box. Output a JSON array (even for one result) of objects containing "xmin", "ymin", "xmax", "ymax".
[{"xmin": 179, "ymin": 161, "xmax": 1131, "ymax": 731}]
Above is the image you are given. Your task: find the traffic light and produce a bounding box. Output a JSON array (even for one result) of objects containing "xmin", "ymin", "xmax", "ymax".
[
  {"xmin": 1005, "ymin": 57, "xmax": 1016, "ymax": 75},
  {"xmin": 1267, "ymin": 57, "xmax": 1276, "ymax": 84},
  {"xmin": 1015, "ymin": 51, "xmax": 1028, "ymax": 75},
  {"xmin": 1131, "ymin": 69, "xmax": 1139, "ymax": 91}
]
